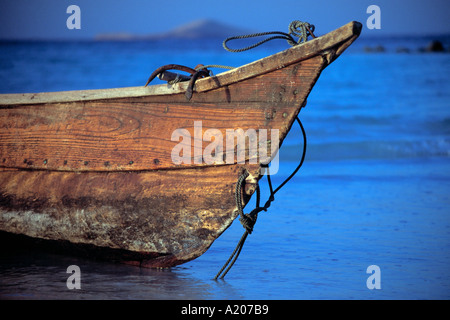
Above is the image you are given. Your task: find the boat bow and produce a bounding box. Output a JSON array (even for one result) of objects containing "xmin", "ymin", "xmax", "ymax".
[{"xmin": 0, "ymin": 21, "xmax": 361, "ymax": 268}]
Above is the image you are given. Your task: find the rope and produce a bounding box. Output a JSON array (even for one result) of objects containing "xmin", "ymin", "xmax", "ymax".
[
  {"xmin": 142, "ymin": 21, "xmax": 314, "ymax": 278},
  {"xmin": 288, "ymin": 20, "xmax": 316, "ymax": 44},
  {"xmin": 185, "ymin": 65, "xmax": 236, "ymax": 100},
  {"xmin": 194, "ymin": 64, "xmax": 235, "ymax": 77},
  {"xmin": 223, "ymin": 21, "xmax": 315, "ymax": 52},
  {"xmin": 214, "ymin": 115, "xmax": 308, "ymax": 280},
  {"xmin": 195, "ymin": 65, "xmax": 235, "ymax": 72},
  {"xmin": 145, "ymin": 20, "xmax": 316, "ymax": 101},
  {"xmin": 187, "ymin": 21, "xmax": 315, "ymax": 100}
]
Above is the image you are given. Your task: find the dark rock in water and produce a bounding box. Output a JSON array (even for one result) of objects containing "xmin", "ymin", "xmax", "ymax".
[
  {"xmin": 425, "ymin": 40, "xmax": 444, "ymax": 52},
  {"xmin": 363, "ymin": 45, "xmax": 385, "ymax": 53},
  {"xmin": 396, "ymin": 47, "xmax": 411, "ymax": 53}
]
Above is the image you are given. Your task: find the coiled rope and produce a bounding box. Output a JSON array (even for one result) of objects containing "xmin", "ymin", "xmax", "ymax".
[
  {"xmin": 145, "ymin": 20, "xmax": 316, "ymax": 102},
  {"xmin": 212, "ymin": 20, "xmax": 314, "ymax": 280},
  {"xmin": 143, "ymin": 22, "xmax": 314, "ymax": 278},
  {"xmin": 215, "ymin": 115, "xmax": 308, "ymax": 280},
  {"xmin": 222, "ymin": 20, "xmax": 315, "ymax": 52}
]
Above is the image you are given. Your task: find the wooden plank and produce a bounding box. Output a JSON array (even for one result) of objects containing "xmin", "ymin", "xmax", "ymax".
[
  {"xmin": 0, "ymin": 56, "xmax": 325, "ymax": 172},
  {"xmin": 0, "ymin": 21, "xmax": 361, "ymax": 105},
  {"xmin": 0, "ymin": 163, "xmax": 261, "ymax": 267}
]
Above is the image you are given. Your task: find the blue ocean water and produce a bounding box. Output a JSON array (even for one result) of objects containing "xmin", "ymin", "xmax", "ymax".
[{"xmin": 0, "ymin": 36, "xmax": 449, "ymax": 300}]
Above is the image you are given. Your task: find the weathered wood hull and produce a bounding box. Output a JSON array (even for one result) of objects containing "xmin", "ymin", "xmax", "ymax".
[
  {"xmin": 0, "ymin": 164, "xmax": 260, "ymax": 267},
  {"xmin": 0, "ymin": 21, "xmax": 361, "ymax": 267}
]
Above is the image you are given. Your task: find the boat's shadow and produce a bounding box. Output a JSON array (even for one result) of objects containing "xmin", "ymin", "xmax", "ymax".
[{"xmin": 0, "ymin": 231, "xmax": 240, "ymax": 299}]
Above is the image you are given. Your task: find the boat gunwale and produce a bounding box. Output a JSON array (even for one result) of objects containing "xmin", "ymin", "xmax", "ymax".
[{"xmin": 0, "ymin": 21, "xmax": 362, "ymax": 106}]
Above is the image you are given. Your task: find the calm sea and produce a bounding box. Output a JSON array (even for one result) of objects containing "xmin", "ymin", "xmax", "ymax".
[{"xmin": 0, "ymin": 34, "xmax": 449, "ymax": 301}]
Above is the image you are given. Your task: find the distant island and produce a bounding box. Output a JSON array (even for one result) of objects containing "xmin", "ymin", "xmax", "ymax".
[
  {"xmin": 94, "ymin": 19, "xmax": 450, "ymax": 53},
  {"xmin": 95, "ymin": 19, "xmax": 254, "ymax": 41}
]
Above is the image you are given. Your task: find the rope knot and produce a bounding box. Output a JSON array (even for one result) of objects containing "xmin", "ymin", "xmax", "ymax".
[
  {"xmin": 240, "ymin": 207, "xmax": 265, "ymax": 234},
  {"xmin": 239, "ymin": 213, "xmax": 257, "ymax": 234},
  {"xmin": 263, "ymin": 194, "xmax": 275, "ymax": 210},
  {"xmin": 288, "ymin": 21, "xmax": 315, "ymax": 45},
  {"xmin": 215, "ymin": 116, "xmax": 307, "ymax": 279}
]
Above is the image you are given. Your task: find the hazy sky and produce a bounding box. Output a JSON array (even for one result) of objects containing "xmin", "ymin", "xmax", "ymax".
[{"xmin": 1, "ymin": 0, "xmax": 449, "ymax": 40}]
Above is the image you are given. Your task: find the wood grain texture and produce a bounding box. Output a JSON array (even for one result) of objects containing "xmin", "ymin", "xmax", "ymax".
[
  {"xmin": 0, "ymin": 21, "xmax": 362, "ymax": 267},
  {"xmin": 0, "ymin": 21, "xmax": 362, "ymax": 106},
  {"xmin": 0, "ymin": 56, "xmax": 325, "ymax": 172},
  {"xmin": 0, "ymin": 164, "xmax": 260, "ymax": 267}
]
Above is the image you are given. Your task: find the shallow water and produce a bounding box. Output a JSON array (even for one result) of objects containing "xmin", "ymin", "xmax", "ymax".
[
  {"xmin": 0, "ymin": 37, "xmax": 449, "ymax": 300},
  {"xmin": 1, "ymin": 158, "xmax": 448, "ymax": 300}
]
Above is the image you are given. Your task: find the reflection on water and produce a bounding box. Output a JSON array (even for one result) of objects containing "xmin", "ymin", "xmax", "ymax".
[
  {"xmin": 0, "ymin": 229, "xmax": 251, "ymax": 300},
  {"xmin": 0, "ymin": 249, "xmax": 212, "ymax": 300}
]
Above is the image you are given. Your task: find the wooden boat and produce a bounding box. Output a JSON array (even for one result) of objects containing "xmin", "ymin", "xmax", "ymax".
[{"xmin": 0, "ymin": 21, "xmax": 361, "ymax": 268}]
